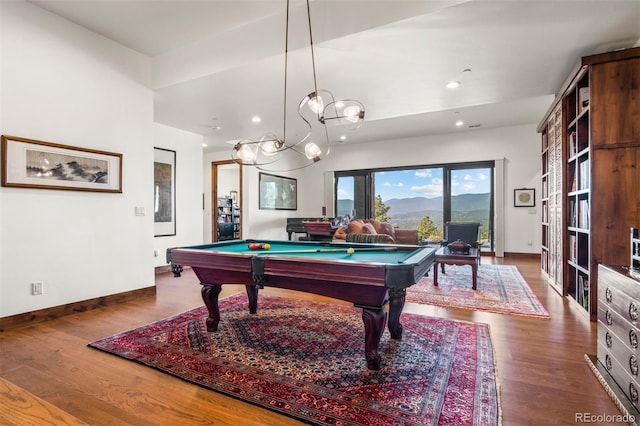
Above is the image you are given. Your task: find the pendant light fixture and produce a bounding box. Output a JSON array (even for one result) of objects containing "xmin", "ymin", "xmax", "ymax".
[{"xmin": 231, "ymin": 0, "xmax": 365, "ymax": 171}]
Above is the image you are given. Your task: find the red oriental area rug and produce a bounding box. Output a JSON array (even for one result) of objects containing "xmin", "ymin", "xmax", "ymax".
[
  {"xmin": 407, "ymin": 264, "xmax": 549, "ymax": 318},
  {"xmin": 89, "ymin": 294, "xmax": 500, "ymax": 425}
]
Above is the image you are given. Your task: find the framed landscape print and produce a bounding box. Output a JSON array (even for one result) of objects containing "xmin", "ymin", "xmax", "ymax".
[
  {"xmin": 514, "ymin": 188, "xmax": 535, "ymax": 207},
  {"xmin": 259, "ymin": 172, "xmax": 297, "ymax": 210},
  {"xmin": 154, "ymin": 147, "xmax": 176, "ymax": 236},
  {"xmin": 1, "ymin": 135, "xmax": 122, "ymax": 192}
]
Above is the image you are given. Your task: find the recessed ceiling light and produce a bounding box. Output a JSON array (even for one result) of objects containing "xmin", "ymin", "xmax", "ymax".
[
  {"xmin": 455, "ymin": 120, "xmax": 464, "ymax": 127},
  {"xmin": 251, "ymin": 116, "xmax": 261, "ymax": 123},
  {"xmin": 202, "ymin": 143, "xmax": 208, "ymax": 147},
  {"xmin": 339, "ymin": 135, "xmax": 347, "ymax": 141},
  {"xmin": 446, "ymin": 81, "xmax": 460, "ymax": 89}
]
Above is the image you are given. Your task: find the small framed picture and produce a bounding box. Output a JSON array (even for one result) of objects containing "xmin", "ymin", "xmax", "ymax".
[{"xmin": 514, "ymin": 188, "xmax": 535, "ymax": 207}]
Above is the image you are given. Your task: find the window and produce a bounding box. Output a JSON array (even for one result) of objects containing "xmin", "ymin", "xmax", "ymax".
[{"xmin": 335, "ymin": 161, "xmax": 495, "ymax": 251}]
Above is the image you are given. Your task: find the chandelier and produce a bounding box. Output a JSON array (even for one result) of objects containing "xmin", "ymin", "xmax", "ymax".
[{"xmin": 231, "ymin": 0, "xmax": 365, "ymax": 171}]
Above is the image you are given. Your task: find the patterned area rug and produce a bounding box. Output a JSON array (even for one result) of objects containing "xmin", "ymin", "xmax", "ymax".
[
  {"xmin": 407, "ymin": 264, "xmax": 549, "ymax": 318},
  {"xmin": 89, "ymin": 294, "xmax": 500, "ymax": 425}
]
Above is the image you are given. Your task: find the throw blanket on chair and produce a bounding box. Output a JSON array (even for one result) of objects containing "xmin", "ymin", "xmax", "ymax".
[{"xmin": 346, "ymin": 233, "xmax": 395, "ymax": 244}]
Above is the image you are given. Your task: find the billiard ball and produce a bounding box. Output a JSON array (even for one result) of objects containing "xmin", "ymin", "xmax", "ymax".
[
  {"xmin": 347, "ymin": 247, "xmax": 355, "ymax": 255},
  {"xmin": 263, "ymin": 243, "xmax": 271, "ymax": 250}
]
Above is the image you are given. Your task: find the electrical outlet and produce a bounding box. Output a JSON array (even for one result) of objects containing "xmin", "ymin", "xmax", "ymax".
[{"xmin": 31, "ymin": 281, "xmax": 43, "ymax": 295}]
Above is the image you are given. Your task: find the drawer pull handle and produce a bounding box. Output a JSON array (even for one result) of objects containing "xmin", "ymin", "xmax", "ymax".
[
  {"xmin": 606, "ymin": 354, "xmax": 612, "ymax": 371},
  {"xmin": 630, "ymin": 303, "xmax": 638, "ymax": 321},
  {"xmin": 605, "ymin": 287, "xmax": 613, "ymax": 303},
  {"xmin": 630, "ymin": 383, "xmax": 639, "ymax": 404},
  {"xmin": 631, "ymin": 356, "xmax": 638, "ymax": 376},
  {"xmin": 630, "ymin": 330, "xmax": 638, "ymax": 349},
  {"xmin": 606, "ymin": 332, "xmax": 613, "ymax": 348},
  {"xmin": 606, "ymin": 310, "xmax": 613, "ymax": 326}
]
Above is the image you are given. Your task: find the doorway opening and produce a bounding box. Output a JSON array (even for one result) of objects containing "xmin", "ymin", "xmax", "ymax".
[{"xmin": 211, "ymin": 161, "xmax": 242, "ymax": 242}]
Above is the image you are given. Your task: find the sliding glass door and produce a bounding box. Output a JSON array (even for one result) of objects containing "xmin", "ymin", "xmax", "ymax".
[
  {"xmin": 448, "ymin": 165, "xmax": 494, "ymax": 250},
  {"xmin": 335, "ymin": 161, "xmax": 494, "ymax": 251},
  {"xmin": 335, "ymin": 172, "xmax": 371, "ymax": 219},
  {"xmin": 373, "ymin": 168, "xmax": 444, "ymax": 239}
]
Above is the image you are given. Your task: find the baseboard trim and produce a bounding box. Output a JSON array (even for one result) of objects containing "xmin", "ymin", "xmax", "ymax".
[
  {"xmin": 504, "ymin": 252, "xmax": 540, "ymax": 260},
  {"xmin": 0, "ymin": 285, "xmax": 156, "ymax": 331},
  {"xmin": 155, "ymin": 264, "xmax": 172, "ymax": 274}
]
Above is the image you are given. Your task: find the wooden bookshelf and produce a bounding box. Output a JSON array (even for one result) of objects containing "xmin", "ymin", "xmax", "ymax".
[
  {"xmin": 216, "ymin": 196, "xmax": 241, "ymax": 241},
  {"xmin": 537, "ymin": 46, "xmax": 640, "ymax": 320}
]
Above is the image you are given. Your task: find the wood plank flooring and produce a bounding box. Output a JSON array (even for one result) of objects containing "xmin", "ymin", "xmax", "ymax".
[{"xmin": 0, "ymin": 257, "xmax": 622, "ymax": 425}]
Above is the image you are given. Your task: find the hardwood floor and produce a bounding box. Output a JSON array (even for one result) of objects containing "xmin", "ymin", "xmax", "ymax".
[{"xmin": 0, "ymin": 256, "xmax": 622, "ymax": 425}]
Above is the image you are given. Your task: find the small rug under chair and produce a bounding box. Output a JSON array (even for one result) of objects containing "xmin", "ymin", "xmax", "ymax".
[
  {"xmin": 89, "ymin": 293, "xmax": 501, "ymax": 425},
  {"xmin": 407, "ymin": 264, "xmax": 549, "ymax": 318}
]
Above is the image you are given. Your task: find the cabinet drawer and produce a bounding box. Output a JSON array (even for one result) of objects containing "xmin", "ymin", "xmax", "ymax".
[
  {"xmin": 598, "ymin": 308, "xmax": 640, "ymax": 354},
  {"xmin": 599, "ymin": 265, "xmax": 640, "ymax": 302},
  {"xmin": 599, "ymin": 283, "xmax": 640, "ymax": 326},
  {"xmin": 598, "ymin": 341, "xmax": 640, "ymax": 412},
  {"xmin": 598, "ymin": 322, "xmax": 640, "ymax": 375}
]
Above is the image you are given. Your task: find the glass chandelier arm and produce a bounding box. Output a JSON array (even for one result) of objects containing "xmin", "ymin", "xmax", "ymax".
[{"xmin": 320, "ymin": 99, "xmax": 365, "ymax": 129}]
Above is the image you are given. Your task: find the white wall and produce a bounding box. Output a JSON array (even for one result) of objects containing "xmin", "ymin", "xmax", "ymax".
[
  {"xmin": 153, "ymin": 124, "xmax": 204, "ymax": 266},
  {"xmin": 0, "ymin": 1, "xmax": 154, "ymax": 317},
  {"xmin": 204, "ymin": 123, "xmax": 543, "ymax": 254}
]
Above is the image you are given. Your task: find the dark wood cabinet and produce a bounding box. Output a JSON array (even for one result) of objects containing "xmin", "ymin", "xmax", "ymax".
[
  {"xmin": 597, "ymin": 264, "xmax": 640, "ymax": 417},
  {"xmin": 538, "ymin": 46, "xmax": 640, "ymax": 320}
]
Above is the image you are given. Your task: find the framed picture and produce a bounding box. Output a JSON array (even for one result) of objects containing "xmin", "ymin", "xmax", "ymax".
[
  {"xmin": 1, "ymin": 135, "xmax": 122, "ymax": 192},
  {"xmin": 154, "ymin": 147, "xmax": 176, "ymax": 236},
  {"xmin": 259, "ymin": 172, "xmax": 297, "ymax": 210},
  {"xmin": 514, "ymin": 188, "xmax": 535, "ymax": 207}
]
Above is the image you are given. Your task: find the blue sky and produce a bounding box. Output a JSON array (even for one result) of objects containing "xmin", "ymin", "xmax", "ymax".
[{"xmin": 337, "ymin": 168, "xmax": 491, "ymax": 201}]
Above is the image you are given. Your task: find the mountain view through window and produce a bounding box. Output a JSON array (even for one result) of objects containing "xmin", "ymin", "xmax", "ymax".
[{"xmin": 337, "ymin": 165, "xmax": 493, "ymax": 248}]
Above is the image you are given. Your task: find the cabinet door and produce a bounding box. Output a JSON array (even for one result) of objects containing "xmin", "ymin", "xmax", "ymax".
[
  {"xmin": 591, "ymin": 147, "xmax": 640, "ymax": 269},
  {"xmin": 590, "ymin": 58, "xmax": 640, "ymax": 147}
]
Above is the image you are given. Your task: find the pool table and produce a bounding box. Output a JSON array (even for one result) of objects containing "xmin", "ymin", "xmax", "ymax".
[{"xmin": 167, "ymin": 239, "xmax": 435, "ymax": 370}]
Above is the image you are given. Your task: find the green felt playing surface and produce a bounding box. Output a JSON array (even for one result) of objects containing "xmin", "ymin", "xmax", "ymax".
[{"xmin": 194, "ymin": 240, "xmax": 418, "ymax": 264}]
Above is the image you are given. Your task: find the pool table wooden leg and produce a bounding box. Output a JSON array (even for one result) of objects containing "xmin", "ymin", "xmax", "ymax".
[
  {"xmin": 171, "ymin": 263, "xmax": 183, "ymax": 277},
  {"xmin": 245, "ymin": 285, "xmax": 258, "ymax": 314},
  {"xmin": 201, "ymin": 284, "xmax": 222, "ymax": 332},
  {"xmin": 387, "ymin": 287, "xmax": 406, "ymax": 340},
  {"xmin": 361, "ymin": 307, "xmax": 387, "ymax": 370}
]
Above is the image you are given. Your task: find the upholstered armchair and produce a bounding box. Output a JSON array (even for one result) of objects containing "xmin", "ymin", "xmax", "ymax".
[
  {"xmin": 440, "ymin": 221, "xmax": 482, "ymax": 271},
  {"xmin": 332, "ymin": 219, "xmax": 419, "ymax": 245}
]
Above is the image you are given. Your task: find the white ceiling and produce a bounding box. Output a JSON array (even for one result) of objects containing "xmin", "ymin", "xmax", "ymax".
[{"xmin": 29, "ymin": 0, "xmax": 640, "ymax": 153}]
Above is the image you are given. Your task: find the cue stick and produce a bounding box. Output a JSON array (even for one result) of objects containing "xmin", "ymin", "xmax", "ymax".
[{"xmin": 255, "ymin": 247, "xmax": 398, "ymax": 255}]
